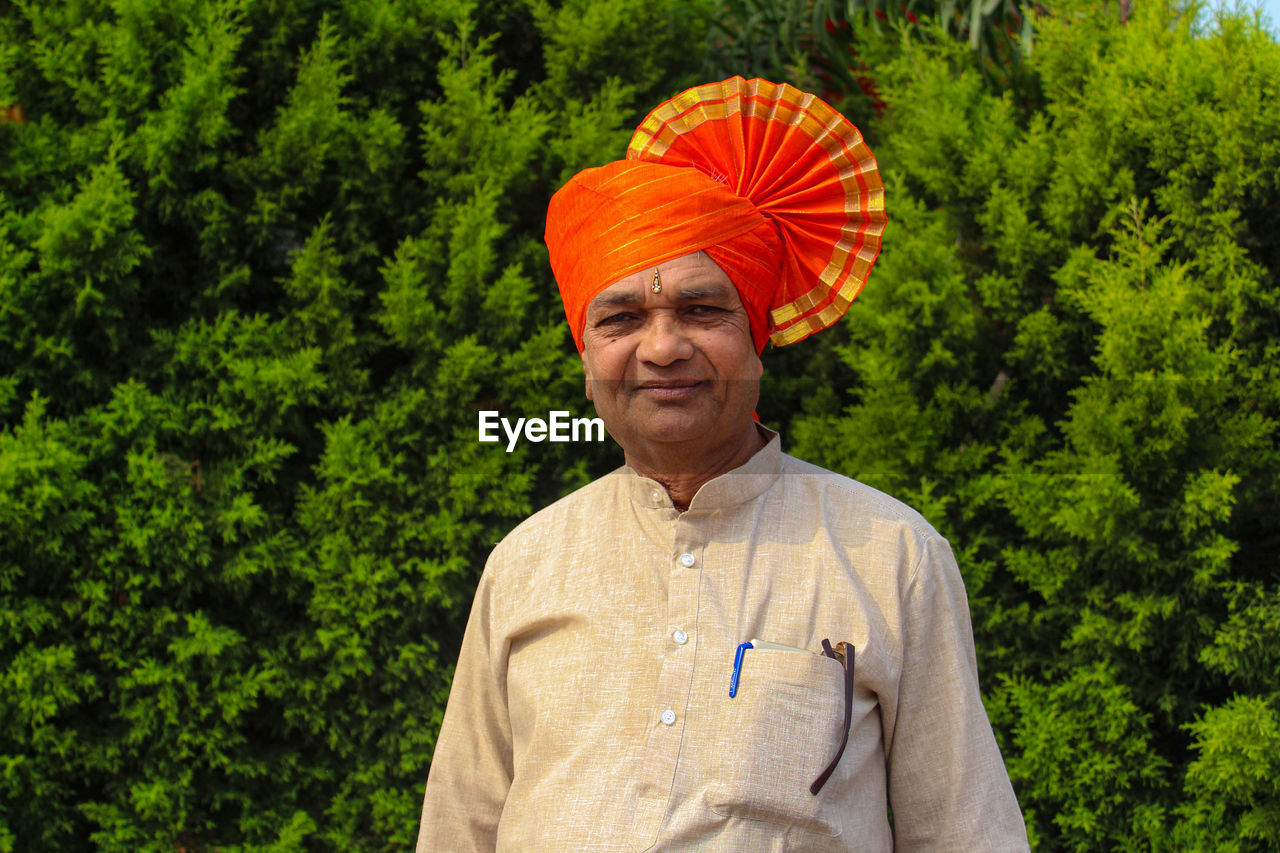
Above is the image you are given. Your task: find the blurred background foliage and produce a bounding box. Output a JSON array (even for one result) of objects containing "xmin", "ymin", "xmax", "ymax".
[
  {"xmin": 0, "ymin": 0, "xmax": 708, "ymax": 847},
  {"xmin": 2, "ymin": 0, "xmax": 1278, "ymax": 849}
]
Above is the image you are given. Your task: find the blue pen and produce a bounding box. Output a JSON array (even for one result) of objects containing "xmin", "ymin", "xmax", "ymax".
[{"xmin": 729, "ymin": 641, "xmax": 753, "ymax": 698}]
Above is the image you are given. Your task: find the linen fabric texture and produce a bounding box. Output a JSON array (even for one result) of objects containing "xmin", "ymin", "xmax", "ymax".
[
  {"xmin": 545, "ymin": 76, "xmax": 887, "ymax": 353},
  {"xmin": 417, "ymin": 432, "xmax": 1029, "ymax": 852}
]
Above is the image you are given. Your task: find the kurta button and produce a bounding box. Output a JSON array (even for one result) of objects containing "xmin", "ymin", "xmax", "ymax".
[
  {"xmin": 660, "ymin": 709, "xmax": 676, "ymax": 725},
  {"xmin": 651, "ymin": 490, "xmax": 661, "ymax": 501},
  {"xmin": 672, "ymin": 629, "xmax": 688, "ymax": 645},
  {"xmin": 679, "ymin": 553, "xmax": 695, "ymax": 567}
]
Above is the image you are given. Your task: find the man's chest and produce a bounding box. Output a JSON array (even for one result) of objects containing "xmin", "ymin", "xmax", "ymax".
[{"xmin": 497, "ymin": 522, "xmax": 903, "ymax": 849}]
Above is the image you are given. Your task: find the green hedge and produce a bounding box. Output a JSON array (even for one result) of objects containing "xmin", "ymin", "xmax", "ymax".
[
  {"xmin": 775, "ymin": 2, "xmax": 1280, "ymax": 848},
  {"xmin": 3, "ymin": 0, "xmax": 1279, "ymax": 849},
  {"xmin": 0, "ymin": 0, "xmax": 709, "ymax": 847}
]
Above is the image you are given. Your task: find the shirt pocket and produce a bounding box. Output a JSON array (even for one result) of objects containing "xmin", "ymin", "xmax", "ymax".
[{"xmin": 707, "ymin": 648, "xmax": 846, "ymax": 837}]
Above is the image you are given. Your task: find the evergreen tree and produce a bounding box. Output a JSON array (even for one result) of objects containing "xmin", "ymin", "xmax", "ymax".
[
  {"xmin": 7, "ymin": 0, "xmax": 1279, "ymax": 848},
  {"xmin": 0, "ymin": 0, "xmax": 709, "ymax": 847},
  {"xmin": 781, "ymin": 2, "xmax": 1280, "ymax": 848}
]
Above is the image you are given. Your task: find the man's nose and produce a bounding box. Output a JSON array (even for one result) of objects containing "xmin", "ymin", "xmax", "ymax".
[{"xmin": 636, "ymin": 314, "xmax": 693, "ymax": 366}]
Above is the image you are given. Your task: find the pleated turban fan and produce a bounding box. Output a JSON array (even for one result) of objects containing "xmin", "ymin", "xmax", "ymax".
[{"xmin": 545, "ymin": 76, "xmax": 887, "ymax": 354}]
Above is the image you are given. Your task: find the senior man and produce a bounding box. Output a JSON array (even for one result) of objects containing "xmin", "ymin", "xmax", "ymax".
[{"xmin": 418, "ymin": 77, "xmax": 1028, "ymax": 851}]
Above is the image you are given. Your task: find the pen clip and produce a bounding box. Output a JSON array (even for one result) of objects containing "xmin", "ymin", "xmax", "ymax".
[{"xmin": 728, "ymin": 641, "xmax": 753, "ymax": 698}]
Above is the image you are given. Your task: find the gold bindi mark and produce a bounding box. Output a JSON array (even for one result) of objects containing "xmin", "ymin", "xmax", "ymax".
[{"xmin": 651, "ymin": 269, "xmax": 662, "ymax": 293}]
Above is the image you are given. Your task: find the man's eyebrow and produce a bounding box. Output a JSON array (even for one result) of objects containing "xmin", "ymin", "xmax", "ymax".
[
  {"xmin": 587, "ymin": 281, "xmax": 735, "ymax": 311},
  {"xmin": 590, "ymin": 291, "xmax": 643, "ymax": 308},
  {"xmin": 673, "ymin": 284, "xmax": 732, "ymax": 301}
]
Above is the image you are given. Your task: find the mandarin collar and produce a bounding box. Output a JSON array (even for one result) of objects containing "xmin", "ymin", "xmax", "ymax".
[{"xmin": 624, "ymin": 426, "xmax": 782, "ymax": 513}]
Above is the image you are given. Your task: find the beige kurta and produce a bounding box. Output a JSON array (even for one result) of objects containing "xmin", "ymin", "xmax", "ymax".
[{"xmin": 418, "ymin": 433, "xmax": 1028, "ymax": 852}]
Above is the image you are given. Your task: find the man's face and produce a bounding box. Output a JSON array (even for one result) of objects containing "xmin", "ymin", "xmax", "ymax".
[{"xmin": 580, "ymin": 251, "xmax": 762, "ymax": 457}]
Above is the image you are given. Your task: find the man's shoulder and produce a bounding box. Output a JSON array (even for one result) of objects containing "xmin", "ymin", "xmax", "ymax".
[
  {"xmin": 490, "ymin": 468, "xmax": 628, "ymax": 553},
  {"xmin": 777, "ymin": 452, "xmax": 941, "ymax": 543}
]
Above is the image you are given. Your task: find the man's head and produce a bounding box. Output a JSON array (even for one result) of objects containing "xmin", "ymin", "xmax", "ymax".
[
  {"xmin": 580, "ymin": 252, "xmax": 762, "ymax": 458},
  {"xmin": 546, "ymin": 76, "xmax": 885, "ymax": 355},
  {"xmin": 544, "ymin": 76, "xmax": 886, "ymax": 470}
]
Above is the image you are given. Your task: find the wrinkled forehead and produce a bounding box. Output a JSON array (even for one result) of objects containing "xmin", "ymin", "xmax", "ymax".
[{"xmin": 586, "ymin": 252, "xmax": 741, "ymax": 313}]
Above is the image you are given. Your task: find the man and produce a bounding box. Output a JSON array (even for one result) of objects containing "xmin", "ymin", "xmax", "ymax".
[{"xmin": 418, "ymin": 77, "xmax": 1028, "ymax": 851}]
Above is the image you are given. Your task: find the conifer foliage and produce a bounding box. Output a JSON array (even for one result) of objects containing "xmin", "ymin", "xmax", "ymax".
[
  {"xmin": 781, "ymin": 3, "xmax": 1280, "ymax": 848},
  {"xmin": 0, "ymin": 0, "xmax": 708, "ymax": 847},
  {"xmin": 5, "ymin": 0, "xmax": 1280, "ymax": 849}
]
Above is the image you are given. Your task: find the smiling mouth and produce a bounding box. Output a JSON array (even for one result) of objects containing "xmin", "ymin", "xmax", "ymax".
[{"xmin": 635, "ymin": 381, "xmax": 703, "ymax": 400}]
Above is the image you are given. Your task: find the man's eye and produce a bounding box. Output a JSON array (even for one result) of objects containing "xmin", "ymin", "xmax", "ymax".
[
  {"xmin": 597, "ymin": 313, "xmax": 635, "ymax": 326},
  {"xmin": 687, "ymin": 305, "xmax": 724, "ymax": 317}
]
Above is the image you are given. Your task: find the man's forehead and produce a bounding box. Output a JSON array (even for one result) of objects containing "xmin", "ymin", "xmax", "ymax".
[{"xmin": 588, "ymin": 280, "xmax": 736, "ymax": 308}]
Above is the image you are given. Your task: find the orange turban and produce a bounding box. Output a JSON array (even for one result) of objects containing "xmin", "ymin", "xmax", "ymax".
[{"xmin": 545, "ymin": 76, "xmax": 886, "ymax": 354}]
